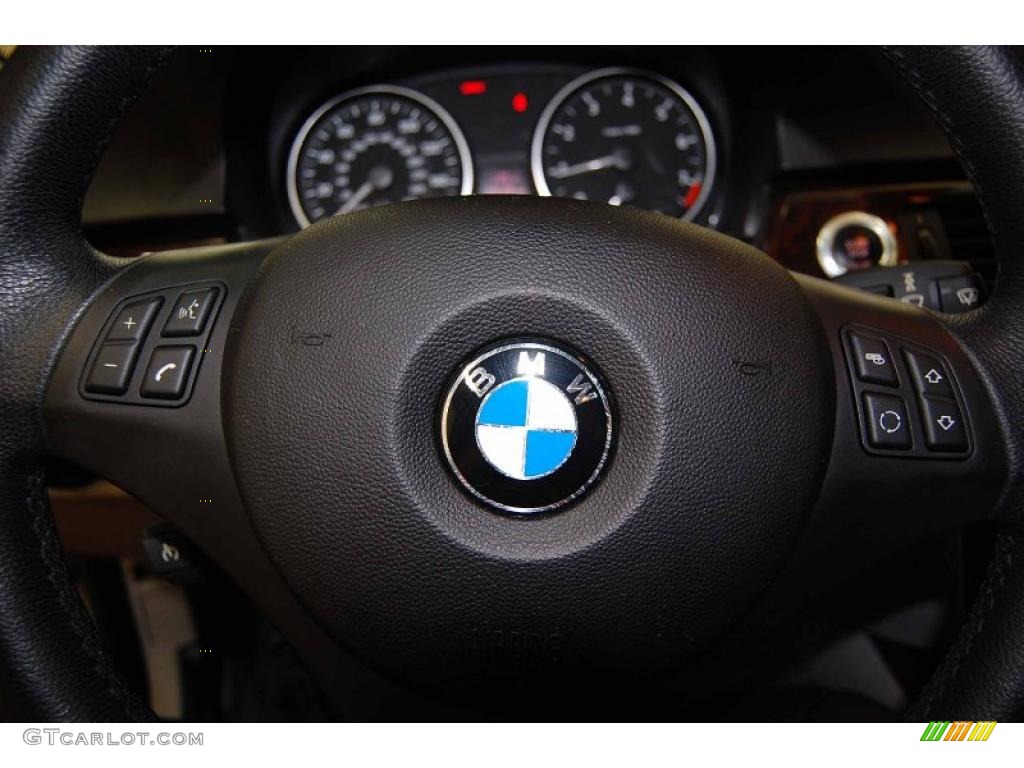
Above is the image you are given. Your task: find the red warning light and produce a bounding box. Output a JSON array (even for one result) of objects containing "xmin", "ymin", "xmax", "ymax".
[
  {"xmin": 459, "ymin": 80, "xmax": 487, "ymax": 96},
  {"xmin": 682, "ymin": 182, "xmax": 702, "ymax": 210},
  {"xmin": 512, "ymin": 92, "xmax": 529, "ymax": 113}
]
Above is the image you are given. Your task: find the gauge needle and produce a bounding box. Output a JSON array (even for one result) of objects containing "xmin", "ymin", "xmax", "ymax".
[
  {"xmin": 337, "ymin": 165, "xmax": 395, "ymax": 214},
  {"xmin": 547, "ymin": 150, "xmax": 630, "ymax": 179}
]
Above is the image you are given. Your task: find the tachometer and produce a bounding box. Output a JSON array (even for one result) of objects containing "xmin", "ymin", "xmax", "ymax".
[
  {"xmin": 287, "ymin": 85, "xmax": 473, "ymax": 227},
  {"xmin": 531, "ymin": 69, "xmax": 716, "ymax": 220}
]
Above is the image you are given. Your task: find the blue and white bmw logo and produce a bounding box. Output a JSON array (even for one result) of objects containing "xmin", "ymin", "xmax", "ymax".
[{"xmin": 441, "ymin": 340, "xmax": 614, "ymax": 513}]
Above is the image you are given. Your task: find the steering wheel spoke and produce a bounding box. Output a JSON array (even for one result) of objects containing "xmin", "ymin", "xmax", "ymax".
[
  {"xmin": 39, "ymin": 237, "xmax": 379, "ymax": 701},
  {"xmin": 781, "ymin": 274, "xmax": 1008, "ymax": 592},
  {"xmin": 46, "ymin": 239, "xmax": 270, "ymax": 523},
  {"xmin": 44, "ymin": 239, "xmax": 287, "ymax": 569},
  {"xmin": 45, "ymin": 239, "xmax": 282, "ymax": 592}
]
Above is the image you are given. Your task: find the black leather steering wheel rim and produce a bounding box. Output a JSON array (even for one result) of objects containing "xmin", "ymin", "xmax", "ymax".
[
  {"xmin": 883, "ymin": 47, "xmax": 1024, "ymax": 720},
  {"xmin": 1, "ymin": 45, "xmax": 1023, "ymax": 721},
  {"xmin": 0, "ymin": 46, "xmax": 173, "ymax": 721}
]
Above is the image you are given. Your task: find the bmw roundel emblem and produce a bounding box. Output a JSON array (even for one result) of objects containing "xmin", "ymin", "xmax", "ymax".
[{"xmin": 440, "ymin": 340, "xmax": 614, "ymax": 514}]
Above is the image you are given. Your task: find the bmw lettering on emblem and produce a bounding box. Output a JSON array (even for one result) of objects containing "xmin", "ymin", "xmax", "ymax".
[{"xmin": 441, "ymin": 340, "xmax": 614, "ymax": 513}]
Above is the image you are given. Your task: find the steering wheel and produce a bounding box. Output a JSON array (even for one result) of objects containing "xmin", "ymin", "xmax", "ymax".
[{"xmin": 1, "ymin": 46, "xmax": 1023, "ymax": 722}]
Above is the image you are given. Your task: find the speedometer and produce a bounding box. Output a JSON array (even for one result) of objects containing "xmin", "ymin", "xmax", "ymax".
[
  {"xmin": 287, "ymin": 85, "xmax": 473, "ymax": 227},
  {"xmin": 531, "ymin": 69, "xmax": 716, "ymax": 220}
]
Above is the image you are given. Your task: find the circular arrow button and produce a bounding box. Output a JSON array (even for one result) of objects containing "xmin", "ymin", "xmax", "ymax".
[
  {"xmin": 863, "ymin": 392, "xmax": 912, "ymax": 450},
  {"xmin": 879, "ymin": 410, "xmax": 903, "ymax": 434}
]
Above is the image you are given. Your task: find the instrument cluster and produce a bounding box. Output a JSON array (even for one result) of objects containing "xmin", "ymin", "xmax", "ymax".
[{"xmin": 285, "ymin": 65, "xmax": 720, "ymax": 229}]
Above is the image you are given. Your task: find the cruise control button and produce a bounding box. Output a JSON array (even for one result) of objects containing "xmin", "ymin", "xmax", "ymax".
[
  {"xmin": 862, "ymin": 392, "xmax": 912, "ymax": 450},
  {"xmin": 140, "ymin": 346, "xmax": 195, "ymax": 400},
  {"xmin": 85, "ymin": 343, "xmax": 139, "ymax": 395},
  {"xmin": 163, "ymin": 288, "xmax": 218, "ymax": 337},
  {"xmin": 849, "ymin": 333, "xmax": 898, "ymax": 386},
  {"xmin": 143, "ymin": 523, "xmax": 203, "ymax": 584},
  {"xmin": 903, "ymin": 350, "xmax": 954, "ymax": 399},
  {"xmin": 106, "ymin": 297, "xmax": 162, "ymax": 342},
  {"xmin": 920, "ymin": 397, "xmax": 968, "ymax": 452}
]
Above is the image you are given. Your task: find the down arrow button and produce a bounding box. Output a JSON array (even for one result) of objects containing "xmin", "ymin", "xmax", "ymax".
[{"xmin": 920, "ymin": 397, "xmax": 968, "ymax": 453}]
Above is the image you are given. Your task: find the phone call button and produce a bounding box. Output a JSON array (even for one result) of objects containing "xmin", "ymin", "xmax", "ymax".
[{"xmin": 141, "ymin": 346, "xmax": 195, "ymax": 400}]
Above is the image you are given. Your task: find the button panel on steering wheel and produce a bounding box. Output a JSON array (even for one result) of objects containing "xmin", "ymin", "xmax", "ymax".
[
  {"xmin": 842, "ymin": 325, "xmax": 971, "ymax": 458},
  {"xmin": 81, "ymin": 282, "xmax": 224, "ymax": 407}
]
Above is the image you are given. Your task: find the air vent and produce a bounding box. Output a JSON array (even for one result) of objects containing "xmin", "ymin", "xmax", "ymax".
[{"xmin": 933, "ymin": 188, "xmax": 996, "ymax": 285}]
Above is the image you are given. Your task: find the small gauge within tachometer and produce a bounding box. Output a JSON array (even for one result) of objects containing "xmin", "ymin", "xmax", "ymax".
[
  {"xmin": 531, "ymin": 69, "xmax": 716, "ymax": 220},
  {"xmin": 287, "ymin": 85, "xmax": 473, "ymax": 227}
]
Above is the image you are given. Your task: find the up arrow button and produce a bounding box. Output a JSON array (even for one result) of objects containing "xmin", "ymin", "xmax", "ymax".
[{"xmin": 904, "ymin": 350, "xmax": 954, "ymax": 398}]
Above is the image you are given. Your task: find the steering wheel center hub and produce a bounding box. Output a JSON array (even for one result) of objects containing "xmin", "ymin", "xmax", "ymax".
[{"xmin": 223, "ymin": 196, "xmax": 833, "ymax": 696}]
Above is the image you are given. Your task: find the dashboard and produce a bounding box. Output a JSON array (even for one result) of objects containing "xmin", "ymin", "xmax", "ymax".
[
  {"xmin": 81, "ymin": 47, "xmax": 992, "ymax": 290},
  {"xmin": 285, "ymin": 66, "xmax": 716, "ymax": 226}
]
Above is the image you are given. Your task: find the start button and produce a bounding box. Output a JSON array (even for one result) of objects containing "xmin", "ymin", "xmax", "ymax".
[{"xmin": 816, "ymin": 211, "xmax": 898, "ymax": 277}]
